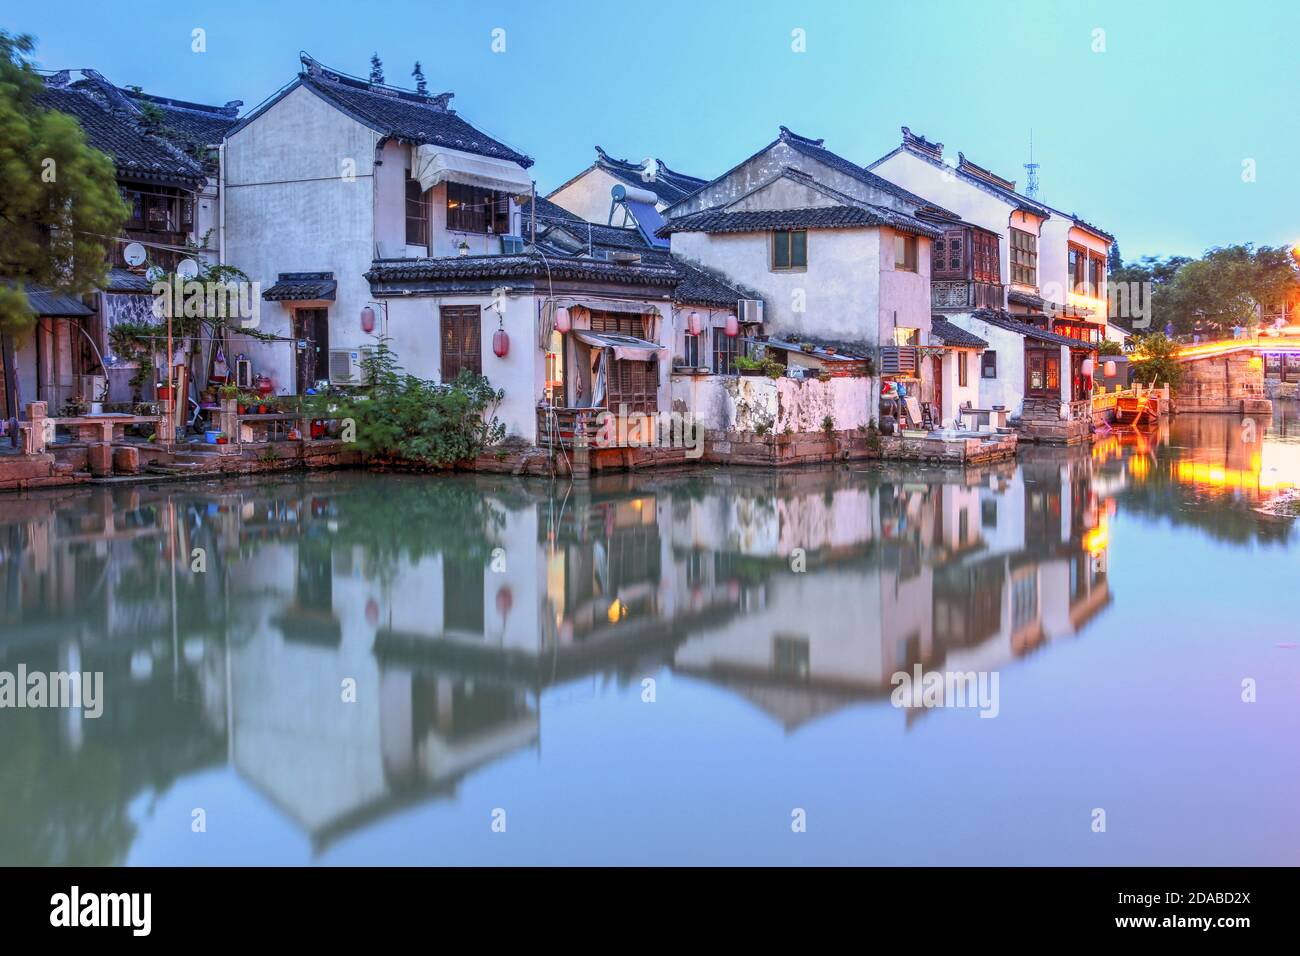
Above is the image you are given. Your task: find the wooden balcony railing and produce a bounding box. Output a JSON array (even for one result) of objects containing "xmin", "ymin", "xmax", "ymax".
[
  {"xmin": 931, "ymin": 280, "xmax": 1005, "ymax": 311},
  {"xmin": 537, "ymin": 406, "xmax": 603, "ymax": 449}
]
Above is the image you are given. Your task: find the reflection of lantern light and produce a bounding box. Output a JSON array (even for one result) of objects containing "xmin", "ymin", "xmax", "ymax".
[
  {"xmin": 607, "ymin": 599, "xmax": 624, "ymax": 624},
  {"xmin": 493, "ymin": 328, "xmax": 509, "ymax": 357},
  {"xmin": 724, "ymin": 314, "xmax": 739, "ymax": 337},
  {"xmin": 1081, "ymin": 358, "xmax": 1095, "ymax": 376},
  {"xmin": 687, "ymin": 312, "xmax": 702, "ymax": 336},
  {"xmin": 554, "ymin": 306, "xmax": 570, "ymax": 333},
  {"xmin": 361, "ymin": 306, "xmax": 376, "ymax": 334},
  {"xmin": 1104, "ymin": 360, "xmax": 1117, "ymax": 378}
]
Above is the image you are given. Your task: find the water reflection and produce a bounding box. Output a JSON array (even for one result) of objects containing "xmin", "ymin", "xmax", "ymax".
[{"xmin": 1, "ymin": 411, "xmax": 1297, "ymax": 864}]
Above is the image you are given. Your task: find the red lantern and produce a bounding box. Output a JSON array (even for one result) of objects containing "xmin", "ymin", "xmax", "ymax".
[
  {"xmin": 1104, "ymin": 360, "xmax": 1118, "ymax": 378},
  {"xmin": 493, "ymin": 328, "xmax": 510, "ymax": 358},
  {"xmin": 1081, "ymin": 358, "xmax": 1095, "ymax": 377},
  {"xmin": 687, "ymin": 311, "xmax": 703, "ymax": 336},
  {"xmin": 554, "ymin": 306, "xmax": 571, "ymax": 333},
  {"xmin": 360, "ymin": 306, "xmax": 376, "ymax": 334},
  {"xmin": 724, "ymin": 314, "xmax": 739, "ymax": 338}
]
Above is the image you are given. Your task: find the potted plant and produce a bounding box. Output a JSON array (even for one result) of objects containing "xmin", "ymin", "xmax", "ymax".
[
  {"xmin": 800, "ymin": 342, "xmax": 816, "ymax": 354},
  {"xmin": 734, "ymin": 355, "xmax": 766, "ymax": 377}
]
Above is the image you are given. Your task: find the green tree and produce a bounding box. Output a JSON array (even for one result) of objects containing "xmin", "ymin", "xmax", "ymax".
[
  {"xmin": 1129, "ymin": 332, "xmax": 1184, "ymax": 388},
  {"xmin": 0, "ymin": 31, "xmax": 126, "ymax": 341},
  {"xmin": 411, "ymin": 61, "xmax": 427, "ymax": 95},
  {"xmin": 369, "ymin": 53, "xmax": 385, "ymax": 84}
]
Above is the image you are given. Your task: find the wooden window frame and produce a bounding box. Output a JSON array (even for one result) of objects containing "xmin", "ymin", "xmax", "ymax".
[
  {"xmin": 771, "ymin": 229, "xmax": 807, "ymax": 271},
  {"xmin": 982, "ymin": 350, "xmax": 997, "ymax": 379},
  {"xmin": 446, "ymin": 181, "xmax": 510, "ymax": 235},
  {"xmin": 894, "ymin": 233, "xmax": 918, "ymax": 272},
  {"xmin": 1024, "ymin": 347, "xmax": 1060, "ymax": 398},
  {"xmin": 1009, "ymin": 228, "xmax": 1037, "ymax": 287},
  {"xmin": 712, "ymin": 331, "xmax": 740, "ymax": 374},
  {"xmin": 440, "ymin": 305, "xmax": 483, "ymax": 380},
  {"xmin": 405, "ymin": 176, "xmax": 429, "ymax": 246},
  {"xmin": 958, "ymin": 351, "xmax": 969, "ymax": 387},
  {"xmin": 973, "ymin": 231, "xmax": 999, "ymax": 284}
]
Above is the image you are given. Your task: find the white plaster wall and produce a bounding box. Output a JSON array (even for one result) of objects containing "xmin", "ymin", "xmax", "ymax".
[
  {"xmin": 949, "ymin": 314, "xmax": 1025, "ymax": 414},
  {"xmin": 670, "ymin": 374, "xmax": 872, "ymax": 432},
  {"xmin": 223, "ymin": 85, "xmax": 379, "ymax": 395},
  {"xmin": 381, "ymin": 291, "xmax": 544, "ymax": 443},
  {"xmin": 672, "ymin": 228, "xmax": 885, "ymax": 343},
  {"xmin": 939, "ymin": 348, "xmax": 982, "ymax": 426},
  {"xmin": 548, "ymin": 166, "xmax": 624, "ymax": 223}
]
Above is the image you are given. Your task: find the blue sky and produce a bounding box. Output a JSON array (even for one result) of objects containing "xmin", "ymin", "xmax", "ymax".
[{"xmin": 9, "ymin": 0, "xmax": 1297, "ymax": 260}]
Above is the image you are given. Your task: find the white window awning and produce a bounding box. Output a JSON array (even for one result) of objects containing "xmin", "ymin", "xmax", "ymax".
[
  {"xmin": 413, "ymin": 144, "xmax": 532, "ymax": 196},
  {"xmin": 574, "ymin": 331, "xmax": 665, "ymax": 362}
]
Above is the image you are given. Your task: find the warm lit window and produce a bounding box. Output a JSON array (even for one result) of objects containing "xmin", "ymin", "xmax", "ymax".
[
  {"xmin": 982, "ymin": 350, "xmax": 997, "ymax": 378},
  {"xmin": 405, "ymin": 177, "xmax": 428, "ymax": 246},
  {"xmin": 1026, "ymin": 349, "xmax": 1060, "ymax": 396},
  {"xmin": 447, "ymin": 182, "xmax": 510, "ymax": 234},
  {"xmin": 893, "ymin": 327, "xmax": 919, "ymax": 347},
  {"xmin": 1089, "ymin": 256, "xmax": 1104, "ymax": 297},
  {"xmin": 1010, "ymin": 228, "xmax": 1037, "ymax": 286},
  {"xmin": 772, "ymin": 230, "xmax": 807, "ymax": 270},
  {"xmin": 1069, "ymin": 245, "xmax": 1086, "ymax": 293},
  {"xmin": 894, "ymin": 234, "xmax": 918, "ymax": 272},
  {"xmin": 958, "ymin": 352, "xmax": 969, "ymax": 386}
]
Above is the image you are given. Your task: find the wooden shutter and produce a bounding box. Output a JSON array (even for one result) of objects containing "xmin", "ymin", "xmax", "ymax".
[{"xmin": 440, "ymin": 306, "xmax": 482, "ymax": 380}]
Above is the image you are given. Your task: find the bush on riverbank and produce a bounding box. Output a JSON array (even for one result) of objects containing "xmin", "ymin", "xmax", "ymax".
[{"xmin": 309, "ymin": 339, "xmax": 505, "ymax": 467}]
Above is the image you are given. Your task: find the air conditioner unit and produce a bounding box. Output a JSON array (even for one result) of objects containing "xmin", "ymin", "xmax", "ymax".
[
  {"xmin": 738, "ymin": 298, "xmax": 763, "ymax": 325},
  {"xmin": 234, "ymin": 358, "xmax": 253, "ymax": 389},
  {"xmin": 329, "ymin": 348, "xmax": 372, "ymax": 386}
]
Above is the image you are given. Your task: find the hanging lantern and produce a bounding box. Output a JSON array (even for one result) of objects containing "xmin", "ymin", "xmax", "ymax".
[
  {"xmin": 493, "ymin": 327, "xmax": 510, "ymax": 358},
  {"xmin": 724, "ymin": 313, "xmax": 740, "ymax": 338},
  {"xmin": 1104, "ymin": 360, "xmax": 1118, "ymax": 378},
  {"xmin": 1081, "ymin": 358, "xmax": 1095, "ymax": 377},
  {"xmin": 360, "ymin": 306, "xmax": 376, "ymax": 334},
  {"xmin": 687, "ymin": 311, "xmax": 703, "ymax": 336},
  {"xmin": 554, "ymin": 306, "xmax": 571, "ymax": 333}
]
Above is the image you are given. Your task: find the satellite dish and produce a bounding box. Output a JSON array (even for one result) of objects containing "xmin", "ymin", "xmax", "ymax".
[
  {"xmin": 123, "ymin": 242, "xmax": 147, "ymax": 267},
  {"xmin": 175, "ymin": 258, "xmax": 200, "ymax": 279}
]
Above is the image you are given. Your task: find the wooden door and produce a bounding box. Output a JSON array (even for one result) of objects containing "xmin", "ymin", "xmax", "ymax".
[
  {"xmin": 293, "ymin": 309, "xmax": 330, "ymax": 393},
  {"xmin": 931, "ymin": 355, "xmax": 943, "ymax": 421}
]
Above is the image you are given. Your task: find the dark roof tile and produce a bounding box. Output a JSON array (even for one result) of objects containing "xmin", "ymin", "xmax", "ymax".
[
  {"xmin": 929, "ymin": 317, "xmax": 988, "ymax": 349},
  {"xmin": 658, "ymin": 203, "xmax": 942, "ymax": 238}
]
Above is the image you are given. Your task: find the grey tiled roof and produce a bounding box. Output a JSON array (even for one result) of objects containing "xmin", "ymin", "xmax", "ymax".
[
  {"xmin": 3, "ymin": 280, "xmax": 93, "ymax": 317},
  {"xmin": 972, "ymin": 310, "xmax": 1095, "ymax": 349},
  {"xmin": 263, "ymin": 272, "xmax": 337, "ymax": 301},
  {"xmin": 673, "ymin": 261, "xmax": 749, "ymax": 308},
  {"xmin": 776, "ymin": 127, "xmax": 948, "ymax": 212},
  {"xmin": 930, "ymin": 317, "xmax": 988, "ymax": 349},
  {"xmin": 104, "ymin": 268, "xmax": 154, "ymax": 293},
  {"xmin": 37, "ymin": 83, "xmax": 208, "ymax": 186},
  {"xmin": 296, "ymin": 55, "xmax": 532, "ymax": 168},
  {"xmin": 366, "ymin": 254, "xmax": 679, "ymax": 288},
  {"xmin": 593, "ymin": 147, "xmax": 708, "ymax": 206},
  {"xmin": 658, "ymin": 203, "xmax": 942, "ymax": 238}
]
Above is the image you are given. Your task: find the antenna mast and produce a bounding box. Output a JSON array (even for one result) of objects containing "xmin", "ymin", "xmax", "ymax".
[{"xmin": 1024, "ymin": 130, "xmax": 1040, "ymax": 199}]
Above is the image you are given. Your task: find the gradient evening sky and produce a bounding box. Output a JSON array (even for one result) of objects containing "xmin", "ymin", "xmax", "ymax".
[{"xmin": 8, "ymin": 0, "xmax": 1297, "ymax": 260}]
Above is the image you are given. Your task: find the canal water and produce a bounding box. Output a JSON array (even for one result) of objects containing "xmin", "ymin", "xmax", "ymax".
[{"xmin": 2, "ymin": 410, "xmax": 1298, "ymax": 865}]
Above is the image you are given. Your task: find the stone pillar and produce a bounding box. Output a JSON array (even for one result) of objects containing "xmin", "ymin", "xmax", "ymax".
[
  {"xmin": 24, "ymin": 401, "xmax": 48, "ymax": 455},
  {"xmin": 88, "ymin": 441, "xmax": 112, "ymax": 477}
]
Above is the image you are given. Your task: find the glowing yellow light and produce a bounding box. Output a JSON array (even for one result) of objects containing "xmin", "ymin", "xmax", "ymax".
[
  {"xmin": 607, "ymin": 599, "xmax": 623, "ymax": 624},
  {"xmin": 1084, "ymin": 524, "xmax": 1109, "ymax": 555}
]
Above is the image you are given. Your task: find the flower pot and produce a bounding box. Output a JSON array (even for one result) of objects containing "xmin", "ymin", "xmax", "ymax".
[
  {"xmin": 237, "ymin": 403, "xmax": 248, "ymax": 415},
  {"xmin": 156, "ymin": 386, "xmax": 172, "ymax": 400}
]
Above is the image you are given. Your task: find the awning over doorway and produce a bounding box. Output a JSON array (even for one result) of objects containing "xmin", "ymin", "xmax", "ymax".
[
  {"xmin": 573, "ymin": 330, "xmax": 665, "ymax": 362},
  {"xmin": 413, "ymin": 144, "xmax": 533, "ymax": 195}
]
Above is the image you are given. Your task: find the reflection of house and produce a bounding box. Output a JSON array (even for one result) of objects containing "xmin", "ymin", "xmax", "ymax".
[{"xmin": 671, "ymin": 454, "xmax": 1111, "ymax": 731}]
